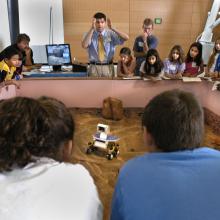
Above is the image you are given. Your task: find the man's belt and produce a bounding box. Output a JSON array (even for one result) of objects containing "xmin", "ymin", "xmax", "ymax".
[{"xmin": 90, "ymin": 61, "xmax": 113, "ymax": 65}]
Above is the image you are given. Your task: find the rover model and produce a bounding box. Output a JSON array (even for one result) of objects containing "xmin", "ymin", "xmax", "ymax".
[{"xmin": 86, "ymin": 123, "xmax": 120, "ymax": 160}]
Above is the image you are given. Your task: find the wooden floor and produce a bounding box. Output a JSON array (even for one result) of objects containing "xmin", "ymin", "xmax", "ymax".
[{"xmin": 70, "ymin": 108, "xmax": 220, "ymax": 220}]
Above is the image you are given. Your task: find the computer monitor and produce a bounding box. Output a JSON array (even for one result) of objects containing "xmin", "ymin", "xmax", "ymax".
[{"xmin": 46, "ymin": 44, "xmax": 72, "ymax": 71}]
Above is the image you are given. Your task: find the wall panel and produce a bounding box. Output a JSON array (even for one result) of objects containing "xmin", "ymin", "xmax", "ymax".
[
  {"xmin": 0, "ymin": 0, "xmax": 10, "ymax": 50},
  {"xmin": 63, "ymin": 0, "xmax": 129, "ymax": 62},
  {"xmin": 63, "ymin": 0, "xmax": 219, "ymax": 62}
]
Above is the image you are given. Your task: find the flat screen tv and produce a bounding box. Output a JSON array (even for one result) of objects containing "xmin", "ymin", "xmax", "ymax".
[{"xmin": 46, "ymin": 44, "xmax": 72, "ymax": 71}]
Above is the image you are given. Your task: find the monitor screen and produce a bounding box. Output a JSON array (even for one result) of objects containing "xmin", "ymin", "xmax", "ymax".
[{"xmin": 46, "ymin": 44, "xmax": 72, "ymax": 66}]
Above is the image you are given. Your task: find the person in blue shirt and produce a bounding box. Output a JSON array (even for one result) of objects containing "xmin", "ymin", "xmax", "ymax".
[
  {"xmin": 111, "ymin": 89, "xmax": 220, "ymax": 220},
  {"xmin": 133, "ymin": 18, "xmax": 158, "ymax": 76},
  {"xmin": 82, "ymin": 12, "xmax": 129, "ymax": 77}
]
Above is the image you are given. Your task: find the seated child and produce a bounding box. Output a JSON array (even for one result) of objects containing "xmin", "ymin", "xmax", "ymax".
[
  {"xmin": 183, "ymin": 42, "xmax": 204, "ymax": 77},
  {"xmin": 206, "ymin": 38, "xmax": 220, "ymax": 78},
  {"xmin": 163, "ymin": 45, "xmax": 185, "ymax": 79},
  {"xmin": 0, "ymin": 47, "xmax": 22, "ymax": 88},
  {"xmin": 139, "ymin": 49, "xmax": 163, "ymax": 81},
  {"xmin": 117, "ymin": 47, "xmax": 136, "ymax": 77}
]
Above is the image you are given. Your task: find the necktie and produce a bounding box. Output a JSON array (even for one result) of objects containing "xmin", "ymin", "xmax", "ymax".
[{"xmin": 98, "ymin": 34, "xmax": 105, "ymax": 62}]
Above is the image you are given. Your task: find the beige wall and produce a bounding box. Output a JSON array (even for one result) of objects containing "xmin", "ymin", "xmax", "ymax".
[
  {"xmin": 63, "ymin": 0, "xmax": 219, "ymax": 62},
  {"xmin": 0, "ymin": 0, "xmax": 10, "ymax": 50}
]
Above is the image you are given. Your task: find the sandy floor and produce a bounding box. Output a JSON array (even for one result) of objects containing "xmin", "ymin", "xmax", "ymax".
[{"xmin": 70, "ymin": 108, "xmax": 220, "ymax": 220}]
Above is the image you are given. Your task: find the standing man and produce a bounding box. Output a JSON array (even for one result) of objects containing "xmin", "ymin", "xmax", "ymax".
[
  {"xmin": 0, "ymin": 33, "xmax": 34, "ymax": 71},
  {"xmin": 82, "ymin": 12, "xmax": 129, "ymax": 77},
  {"xmin": 133, "ymin": 18, "xmax": 158, "ymax": 75}
]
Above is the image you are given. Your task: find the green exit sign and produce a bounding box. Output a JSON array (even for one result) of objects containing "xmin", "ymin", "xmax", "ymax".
[{"xmin": 154, "ymin": 18, "xmax": 162, "ymax": 24}]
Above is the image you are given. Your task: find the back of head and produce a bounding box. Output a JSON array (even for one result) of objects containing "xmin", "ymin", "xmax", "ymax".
[
  {"xmin": 94, "ymin": 12, "xmax": 106, "ymax": 21},
  {"xmin": 35, "ymin": 96, "xmax": 74, "ymax": 157},
  {"xmin": 142, "ymin": 89, "xmax": 204, "ymax": 152},
  {"xmin": 0, "ymin": 96, "xmax": 74, "ymax": 171},
  {"xmin": 16, "ymin": 33, "xmax": 30, "ymax": 43}
]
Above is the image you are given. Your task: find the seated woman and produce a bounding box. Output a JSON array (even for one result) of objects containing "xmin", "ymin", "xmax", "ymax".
[
  {"xmin": 117, "ymin": 47, "xmax": 136, "ymax": 77},
  {"xmin": 139, "ymin": 49, "xmax": 163, "ymax": 81},
  {"xmin": 0, "ymin": 96, "xmax": 103, "ymax": 220},
  {"xmin": 206, "ymin": 38, "xmax": 220, "ymax": 78},
  {"xmin": 163, "ymin": 45, "xmax": 185, "ymax": 79}
]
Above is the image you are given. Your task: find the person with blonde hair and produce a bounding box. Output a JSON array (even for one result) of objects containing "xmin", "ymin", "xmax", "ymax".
[
  {"xmin": 206, "ymin": 38, "xmax": 220, "ymax": 78},
  {"xmin": 133, "ymin": 18, "xmax": 158, "ymax": 75}
]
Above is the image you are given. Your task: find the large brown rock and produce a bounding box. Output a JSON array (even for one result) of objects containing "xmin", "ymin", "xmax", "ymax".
[
  {"xmin": 102, "ymin": 97, "xmax": 123, "ymax": 120},
  {"xmin": 102, "ymin": 97, "xmax": 112, "ymax": 119}
]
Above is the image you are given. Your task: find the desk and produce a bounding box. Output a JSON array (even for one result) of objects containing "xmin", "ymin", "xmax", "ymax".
[
  {"xmin": 18, "ymin": 78, "xmax": 220, "ymax": 116},
  {"xmin": 23, "ymin": 71, "xmax": 87, "ymax": 78}
]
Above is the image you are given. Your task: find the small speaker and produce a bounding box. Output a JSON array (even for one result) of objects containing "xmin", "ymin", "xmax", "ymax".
[
  {"xmin": 52, "ymin": 65, "xmax": 62, "ymax": 71},
  {"xmin": 72, "ymin": 63, "xmax": 87, "ymax": 72}
]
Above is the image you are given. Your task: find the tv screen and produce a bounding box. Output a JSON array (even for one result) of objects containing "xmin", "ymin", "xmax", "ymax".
[{"xmin": 46, "ymin": 44, "xmax": 72, "ymax": 66}]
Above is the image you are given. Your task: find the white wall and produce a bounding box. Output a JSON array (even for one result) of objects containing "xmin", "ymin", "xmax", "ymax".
[
  {"xmin": 0, "ymin": 0, "xmax": 10, "ymax": 51},
  {"xmin": 19, "ymin": 0, "xmax": 64, "ymax": 45},
  {"xmin": 0, "ymin": 0, "xmax": 64, "ymax": 51}
]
